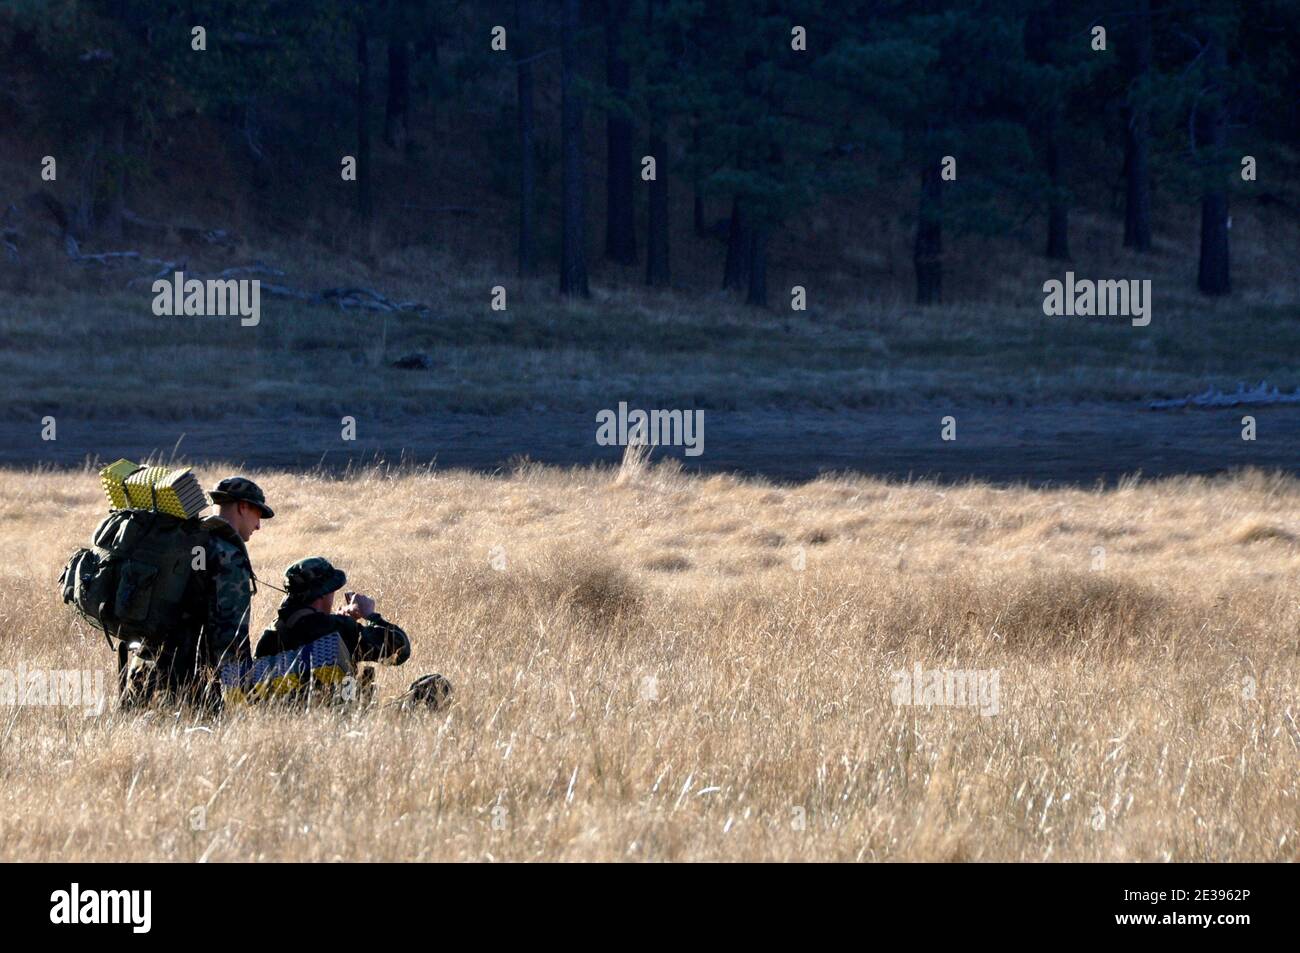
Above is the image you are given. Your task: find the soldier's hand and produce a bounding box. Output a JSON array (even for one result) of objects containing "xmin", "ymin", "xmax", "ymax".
[
  {"xmin": 342, "ymin": 593, "xmax": 376, "ymax": 619},
  {"xmin": 338, "ymin": 591, "xmax": 359, "ymax": 617}
]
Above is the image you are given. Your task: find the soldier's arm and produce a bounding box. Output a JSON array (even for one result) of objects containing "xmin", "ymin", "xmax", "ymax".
[
  {"xmin": 204, "ymin": 539, "xmax": 252, "ymax": 667},
  {"xmin": 350, "ymin": 613, "xmax": 411, "ymax": 665}
]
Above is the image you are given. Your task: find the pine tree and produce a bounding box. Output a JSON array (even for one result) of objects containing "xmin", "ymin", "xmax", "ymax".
[
  {"xmin": 1023, "ymin": 1, "xmax": 1077, "ymax": 261},
  {"xmin": 384, "ymin": 0, "xmax": 412, "ymax": 152},
  {"xmin": 687, "ymin": 0, "xmax": 837, "ymax": 305},
  {"xmin": 604, "ymin": 0, "xmax": 638, "ymax": 265},
  {"xmin": 826, "ymin": 2, "xmax": 1035, "ymax": 306},
  {"xmin": 560, "ymin": 0, "xmax": 590, "ymax": 297},
  {"xmin": 515, "ymin": 0, "xmax": 539, "ymax": 277},
  {"xmin": 1121, "ymin": 0, "xmax": 1154, "ymax": 251}
]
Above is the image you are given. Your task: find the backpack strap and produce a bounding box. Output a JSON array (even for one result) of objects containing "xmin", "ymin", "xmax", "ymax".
[
  {"xmin": 196, "ymin": 518, "xmax": 289, "ymax": 594},
  {"xmin": 200, "ymin": 516, "xmax": 249, "ymax": 561},
  {"xmin": 199, "ymin": 516, "xmax": 258, "ymax": 589}
]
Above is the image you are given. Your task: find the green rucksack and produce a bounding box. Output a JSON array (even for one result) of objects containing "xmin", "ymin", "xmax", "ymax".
[{"xmin": 59, "ymin": 510, "xmax": 250, "ymax": 648}]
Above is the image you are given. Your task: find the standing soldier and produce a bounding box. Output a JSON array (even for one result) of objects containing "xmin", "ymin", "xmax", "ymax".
[{"xmin": 119, "ymin": 476, "xmax": 275, "ymax": 711}]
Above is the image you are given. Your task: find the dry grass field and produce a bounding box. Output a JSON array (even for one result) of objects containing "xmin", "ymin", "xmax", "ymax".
[{"xmin": 1, "ymin": 457, "xmax": 1297, "ymax": 861}]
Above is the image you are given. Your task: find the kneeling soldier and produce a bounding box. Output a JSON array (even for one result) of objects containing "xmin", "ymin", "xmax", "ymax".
[{"xmin": 252, "ymin": 557, "xmax": 410, "ymax": 705}]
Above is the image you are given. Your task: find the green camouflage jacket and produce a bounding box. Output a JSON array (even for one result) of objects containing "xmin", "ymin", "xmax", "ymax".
[{"xmin": 203, "ymin": 531, "xmax": 254, "ymax": 667}]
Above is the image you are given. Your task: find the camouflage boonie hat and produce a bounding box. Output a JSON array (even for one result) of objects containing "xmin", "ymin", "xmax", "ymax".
[
  {"xmin": 283, "ymin": 557, "xmax": 347, "ymax": 602},
  {"xmin": 209, "ymin": 476, "xmax": 274, "ymax": 518}
]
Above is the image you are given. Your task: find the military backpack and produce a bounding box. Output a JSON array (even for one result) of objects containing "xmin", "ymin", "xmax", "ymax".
[{"xmin": 59, "ymin": 510, "xmax": 250, "ymax": 648}]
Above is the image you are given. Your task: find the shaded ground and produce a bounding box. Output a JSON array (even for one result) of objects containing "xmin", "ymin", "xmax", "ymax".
[
  {"xmin": 4, "ymin": 402, "xmax": 1295, "ymax": 486},
  {"xmin": 5, "ymin": 285, "xmax": 1300, "ymax": 419}
]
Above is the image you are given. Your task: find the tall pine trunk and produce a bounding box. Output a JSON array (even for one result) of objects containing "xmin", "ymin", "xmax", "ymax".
[
  {"xmin": 515, "ymin": 0, "xmax": 538, "ymax": 276},
  {"xmin": 643, "ymin": 0, "xmax": 668, "ymax": 285},
  {"xmin": 722, "ymin": 46, "xmax": 762, "ymax": 294},
  {"xmin": 1123, "ymin": 109, "xmax": 1152, "ymax": 250},
  {"xmin": 1025, "ymin": 3, "xmax": 1069, "ymax": 260},
  {"xmin": 103, "ymin": 113, "xmax": 127, "ymax": 240},
  {"xmin": 384, "ymin": 35, "xmax": 410, "ymax": 151},
  {"xmin": 646, "ymin": 128, "xmax": 670, "ymax": 287},
  {"xmin": 914, "ymin": 161, "xmax": 943, "ymax": 305},
  {"xmin": 356, "ymin": 19, "xmax": 373, "ymax": 246},
  {"xmin": 415, "ymin": 20, "xmax": 441, "ymax": 133},
  {"xmin": 1122, "ymin": 0, "xmax": 1152, "ymax": 250},
  {"xmin": 1045, "ymin": 119, "xmax": 1070, "ymax": 260},
  {"xmin": 604, "ymin": 0, "xmax": 636, "ymax": 264},
  {"xmin": 745, "ymin": 223, "xmax": 767, "ymax": 307},
  {"xmin": 560, "ymin": 0, "xmax": 589, "ymax": 296},
  {"xmin": 74, "ymin": 129, "xmax": 100, "ymax": 236},
  {"xmin": 1198, "ymin": 190, "xmax": 1230, "ymax": 295},
  {"xmin": 723, "ymin": 199, "xmax": 748, "ymax": 291},
  {"xmin": 1196, "ymin": 38, "xmax": 1230, "ymax": 296},
  {"xmin": 692, "ymin": 117, "xmax": 706, "ymax": 236}
]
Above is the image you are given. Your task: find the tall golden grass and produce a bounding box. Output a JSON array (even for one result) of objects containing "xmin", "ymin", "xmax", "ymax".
[{"xmin": 0, "ymin": 461, "xmax": 1296, "ymax": 861}]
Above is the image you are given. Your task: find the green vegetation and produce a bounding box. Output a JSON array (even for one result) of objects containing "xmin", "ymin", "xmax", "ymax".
[{"xmin": 4, "ymin": 271, "xmax": 1295, "ymax": 419}]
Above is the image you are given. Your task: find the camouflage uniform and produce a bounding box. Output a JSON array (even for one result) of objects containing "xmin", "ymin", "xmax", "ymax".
[
  {"xmin": 119, "ymin": 477, "xmax": 273, "ymax": 711},
  {"xmin": 201, "ymin": 529, "xmax": 257, "ymax": 666}
]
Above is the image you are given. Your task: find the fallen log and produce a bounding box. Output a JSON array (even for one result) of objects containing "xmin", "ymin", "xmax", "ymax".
[
  {"xmin": 1149, "ymin": 381, "xmax": 1300, "ymax": 410},
  {"xmin": 320, "ymin": 286, "xmax": 432, "ymax": 315}
]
